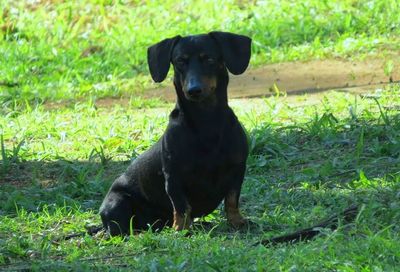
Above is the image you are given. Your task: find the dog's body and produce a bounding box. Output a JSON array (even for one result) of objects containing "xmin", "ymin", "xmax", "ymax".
[{"xmin": 100, "ymin": 32, "xmax": 251, "ymax": 235}]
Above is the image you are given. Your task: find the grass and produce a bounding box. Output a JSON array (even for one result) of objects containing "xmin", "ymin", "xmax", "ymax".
[
  {"xmin": 1, "ymin": 84, "xmax": 400, "ymax": 270},
  {"xmin": 1, "ymin": 0, "xmax": 400, "ymax": 270},
  {"xmin": 1, "ymin": 0, "xmax": 400, "ymax": 108}
]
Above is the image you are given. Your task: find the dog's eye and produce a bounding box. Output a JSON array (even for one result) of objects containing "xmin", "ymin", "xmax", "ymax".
[
  {"xmin": 175, "ymin": 58, "xmax": 187, "ymax": 66},
  {"xmin": 206, "ymin": 58, "xmax": 215, "ymax": 64}
]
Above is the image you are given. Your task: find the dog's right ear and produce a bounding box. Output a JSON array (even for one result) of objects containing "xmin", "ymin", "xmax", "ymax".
[{"xmin": 147, "ymin": 36, "xmax": 181, "ymax": 83}]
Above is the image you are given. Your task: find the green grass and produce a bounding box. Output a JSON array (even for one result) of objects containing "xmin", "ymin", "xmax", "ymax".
[
  {"xmin": 1, "ymin": 1, "xmax": 400, "ymax": 270},
  {"xmin": 1, "ymin": 84, "xmax": 400, "ymax": 270},
  {"xmin": 1, "ymin": 0, "xmax": 400, "ymax": 108}
]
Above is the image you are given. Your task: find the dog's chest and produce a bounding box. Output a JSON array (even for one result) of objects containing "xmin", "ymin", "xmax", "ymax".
[
  {"xmin": 183, "ymin": 149, "xmax": 235, "ymax": 216},
  {"xmin": 184, "ymin": 142, "xmax": 236, "ymax": 186}
]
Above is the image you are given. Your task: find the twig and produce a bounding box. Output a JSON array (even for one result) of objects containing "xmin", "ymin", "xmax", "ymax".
[
  {"xmin": 256, "ymin": 205, "xmax": 359, "ymax": 246},
  {"xmin": 52, "ymin": 225, "xmax": 104, "ymax": 244}
]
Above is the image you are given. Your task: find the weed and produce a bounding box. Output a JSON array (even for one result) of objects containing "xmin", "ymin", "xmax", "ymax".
[{"xmin": 0, "ymin": 134, "xmax": 25, "ymax": 177}]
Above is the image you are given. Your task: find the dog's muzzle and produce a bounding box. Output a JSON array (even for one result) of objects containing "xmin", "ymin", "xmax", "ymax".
[{"xmin": 185, "ymin": 78, "xmax": 204, "ymax": 100}]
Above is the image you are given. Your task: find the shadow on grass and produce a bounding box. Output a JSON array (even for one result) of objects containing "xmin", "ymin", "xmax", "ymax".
[
  {"xmin": 1, "ymin": 112, "xmax": 399, "ymax": 234},
  {"xmin": 0, "ymin": 159, "xmax": 130, "ymax": 214},
  {"xmin": 238, "ymin": 110, "xmax": 400, "ymax": 235}
]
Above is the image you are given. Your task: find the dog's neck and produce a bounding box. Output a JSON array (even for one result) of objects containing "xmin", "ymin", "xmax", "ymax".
[{"xmin": 173, "ymin": 71, "xmax": 229, "ymax": 130}]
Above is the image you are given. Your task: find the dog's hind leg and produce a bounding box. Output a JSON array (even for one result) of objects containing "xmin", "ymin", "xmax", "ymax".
[
  {"xmin": 100, "ymin": 187, "xmax": 171, "ymax": 235},
  {"xmin": 100, "ymin": 189, "xmax": 136, "ymax": 236}
]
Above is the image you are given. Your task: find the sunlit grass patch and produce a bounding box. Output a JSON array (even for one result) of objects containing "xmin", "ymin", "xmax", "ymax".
[
  {"xmin": 1, "ymin": 83, "xmax": 400, "ymax": 269},
  {"xmin": 1, "ymin": 0, "xmax": 400, "ymax": 107}
]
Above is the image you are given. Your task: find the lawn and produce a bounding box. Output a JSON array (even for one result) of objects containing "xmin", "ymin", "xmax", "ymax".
[
  {"xmin": 1, "ymin": 0, "xmax": 400, "ymax": 271},
  {"xmin": 1, "ymin": 0, "xmax": 400, "ymax": 106}
]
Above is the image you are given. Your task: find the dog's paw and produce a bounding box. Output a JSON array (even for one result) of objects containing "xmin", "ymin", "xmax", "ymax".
[
  {"xmin": 173, "ymin": 211, "xmax": 193, "ymax": 231},
  {"xmin": 228, "ymin": 215, "xmax": 249, "ymax": 229}
]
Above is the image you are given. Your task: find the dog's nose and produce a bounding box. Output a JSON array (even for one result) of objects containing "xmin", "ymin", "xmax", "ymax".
[{"xmin": 187, "ymin": 85, "xmax": 202, "ymax": 96}]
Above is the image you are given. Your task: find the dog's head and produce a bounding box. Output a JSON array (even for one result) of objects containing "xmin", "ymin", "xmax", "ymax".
[{"xmin": 147, "ymin": 32, "xmax": 251, "ymax": 102}]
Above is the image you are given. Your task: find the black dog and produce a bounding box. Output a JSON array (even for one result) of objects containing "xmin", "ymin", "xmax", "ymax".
[{"xmin": 100, "ymin": 32, "xmax": 251, "ymax": 235}]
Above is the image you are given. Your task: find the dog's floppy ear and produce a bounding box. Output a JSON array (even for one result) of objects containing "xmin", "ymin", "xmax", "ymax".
[
  {"xmin": 209, "ymin": 31, "xmax": 251, "ymax": 75},
  {"xmin": 147, "ymin": 36, "xmax": 181, "ymax": 82}
]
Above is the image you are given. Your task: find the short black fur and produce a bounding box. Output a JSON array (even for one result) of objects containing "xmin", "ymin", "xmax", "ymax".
[{"xmin": 100, "ymin": 32, "xmax": 251, "ymax": 235}]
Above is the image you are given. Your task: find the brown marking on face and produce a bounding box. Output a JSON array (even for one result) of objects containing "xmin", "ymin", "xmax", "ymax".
[
  {"xmin": 224, "ymin": 192, "xmax": 247, "ymax": 228},
  {"xmin": 182, "ymin": 75, "xmax": 217, "ymax": 94},
  {"xmin": 202, "ymin": 75, "xmax": 217, "ymax": 91},
  {"xmin": 172, "ymin": 206, "xmax": 192, "ymax": 231}
]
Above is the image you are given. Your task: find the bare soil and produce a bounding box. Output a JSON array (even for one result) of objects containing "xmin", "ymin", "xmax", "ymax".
[
  {"xmin": 45, "ymin": 56, "xmax": 399, "ymax": 110},
  {"xmin": 143, "ymin": 57, "xmax": 400, "ymax": 102}
]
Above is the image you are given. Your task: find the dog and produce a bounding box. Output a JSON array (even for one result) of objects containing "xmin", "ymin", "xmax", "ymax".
[{"xmin": 99, "ymin": 31, "xmax": 251, "ymax": 235}]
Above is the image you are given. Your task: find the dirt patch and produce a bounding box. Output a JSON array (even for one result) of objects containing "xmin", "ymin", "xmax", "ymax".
[
  {"xmin": 45, "ymin": 56, "xmax": 400, "ymax": 110},
  {"xmin": 143, "ymin": 57, "xmax": 400, "ymax": 102}
]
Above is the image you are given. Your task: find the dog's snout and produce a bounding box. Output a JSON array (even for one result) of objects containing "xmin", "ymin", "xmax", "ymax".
[{"xmin": 187, "ymin": 79, "xmax": 203, "ymax": 97}]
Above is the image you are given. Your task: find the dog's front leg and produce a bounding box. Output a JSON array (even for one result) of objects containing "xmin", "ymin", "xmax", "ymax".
[
  {"xmin": 165, "ymin": 177, "xmax": 192, "ymax": 230},
  {"xmin": 161, "ymin": 128, "xmax": 193, "ymax": 231},
  {"xmin": 224, "ymin": 165, "xmax": 248, "ymax": 228},
  {"xmin": 225, "ymin": 191, "xmax": 247, "ymax": 228}
]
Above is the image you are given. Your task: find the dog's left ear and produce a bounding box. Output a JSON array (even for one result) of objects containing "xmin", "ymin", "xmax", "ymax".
[
  {"xmin": 147, "ymin": 36, "xmax": 181, "ymax": 82},
  {"xmin": 209, "ymin": 31, "xmax": 251, "ymax": 75}
]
